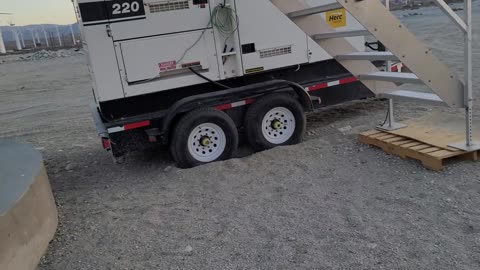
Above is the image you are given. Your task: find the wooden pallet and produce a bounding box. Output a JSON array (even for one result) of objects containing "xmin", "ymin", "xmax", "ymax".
[{"xmin": 359, "ymin": 130, "xmax": 479, "ymax": 170}]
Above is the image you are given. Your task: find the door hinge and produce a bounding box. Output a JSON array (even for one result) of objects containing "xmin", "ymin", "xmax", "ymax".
[{"xmin": 106, "ymin": 25, "xmax": 112, "ymax": 38}]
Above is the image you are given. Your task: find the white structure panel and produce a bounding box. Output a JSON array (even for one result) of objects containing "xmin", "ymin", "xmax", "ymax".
[
  {"xmin": 117, "ymin": 30, "xmax": 221, "ymax": 97},
  {"xmin": 236, "ymin": 0, "xmax": 312, "ymax": 72}
]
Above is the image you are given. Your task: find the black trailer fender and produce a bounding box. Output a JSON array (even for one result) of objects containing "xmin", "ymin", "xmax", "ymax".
[{"xmin": 160, "ymin": 80, "xmax": 313, "ymax": 143}]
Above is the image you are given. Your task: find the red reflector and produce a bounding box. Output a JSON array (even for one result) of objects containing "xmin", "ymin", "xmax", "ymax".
[
  {"xmin": 245, "ymin": 98, "xmax": 256, "ymax": 105},
  {"xmin": 102, "ymin": 138, "xmax": 111, "ymax": 150},
  {"xmin": 308, "ymin": 82, "xmax": 328, "ymax": 91},
  {"xmin": 124, "ymin": 120, "xmax": 150, "ymax": 130},
  {"xmin": 215, "ymin": 104, "xmax": 232, "ymax": 111},
  {"xmin": 339, "ymin": 77, "xmax": 358, "ymax": 84}
]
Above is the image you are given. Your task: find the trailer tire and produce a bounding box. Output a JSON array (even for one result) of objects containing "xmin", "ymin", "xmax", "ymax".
[
  {"xmin": 245, "ymin": 94, "xmax": 305, "ymax": 151},
  {"xmin": 170, "ymin": 108, "xmax": 238, "ymax": 168}
]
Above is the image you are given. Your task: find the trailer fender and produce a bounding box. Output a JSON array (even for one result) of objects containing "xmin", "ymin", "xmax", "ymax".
[{"xmin": 161, "ymin": 80, "xmax": 313, "ymax": 143}]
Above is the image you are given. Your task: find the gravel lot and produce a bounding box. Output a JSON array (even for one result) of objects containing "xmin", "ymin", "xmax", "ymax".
[{"xmin": 1, "ymin": 3, "xmax": 479, "ymax": 270}]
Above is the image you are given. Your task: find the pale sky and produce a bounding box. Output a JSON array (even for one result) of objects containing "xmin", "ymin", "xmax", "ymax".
[{"xmin": 1, "ymin": 0, "xmax": 76, "ymax": 26}]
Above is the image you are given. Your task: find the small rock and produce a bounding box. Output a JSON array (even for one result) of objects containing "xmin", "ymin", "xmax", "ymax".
[
  {"xmin": 287, "ymin": 236, "xmax": 296, "ymax": 242},
  {"xmin": 367, "ymin": 243, "xmax": 378, "ymax": 249},
  {"xmin": 65, "ymin": 163, "xmax": 76, "ymax": 171},
  {"xmin": 73, "ymin": 144, "xmax": 86, "ymax": 148},
  {"xmin": 338, "ymin": 125, "xmax": 352, "ymax": 133},
  {"xmin": 184, "ymin": 245, "xmax": 193, "ymax": 252},
  {"xmin": 164, "ymin": 166, "xmax": 173, "ymax": 172}
]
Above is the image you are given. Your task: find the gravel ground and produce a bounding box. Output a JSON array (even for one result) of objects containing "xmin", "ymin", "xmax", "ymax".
[{"xmin": 1, "ymin": 3, "xmax": 480, "ymax": 270}]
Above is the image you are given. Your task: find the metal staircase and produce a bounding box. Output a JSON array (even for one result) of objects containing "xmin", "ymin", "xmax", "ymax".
[
  {"xmin": 272, "ymin": 0, "xmax": 479, "ymax": 151},
  {"xmin": 273, "ymin": 0, "xmax": 464, "ymax": 108}
]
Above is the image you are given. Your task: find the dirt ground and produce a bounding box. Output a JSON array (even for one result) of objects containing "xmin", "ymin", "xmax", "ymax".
[{"xmin": 1, "ymin": 3, "xmax": 480, "ymax": 270}]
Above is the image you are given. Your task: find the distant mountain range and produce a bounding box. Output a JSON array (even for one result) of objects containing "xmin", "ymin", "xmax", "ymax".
[{"xmin": 1, "ymin": 23, "xmax": 80, "ymax": 42}]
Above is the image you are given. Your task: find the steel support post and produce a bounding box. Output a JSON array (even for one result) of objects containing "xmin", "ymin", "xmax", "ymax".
[{"xmin": 450, "ymin": 0, "xmax": 480, "ymax": 151}]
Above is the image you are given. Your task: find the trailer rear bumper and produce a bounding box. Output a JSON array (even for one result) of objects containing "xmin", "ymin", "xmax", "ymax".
[
  {"xmin": 90, "ymin": 103, "xmax": 108, "ymax": 137},
  {"xmin": 90, "ymin": 104, "xmax": 112, "ymax": 151}
]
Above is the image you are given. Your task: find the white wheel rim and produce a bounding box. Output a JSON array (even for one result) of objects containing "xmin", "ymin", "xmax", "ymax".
[
  {"xmin": 261, "ymin": 107, "xmax": 296, "ymax": 144},
  {"xmin": 187, "ymin": 123, "xmax": 227, "ymax": 163}
]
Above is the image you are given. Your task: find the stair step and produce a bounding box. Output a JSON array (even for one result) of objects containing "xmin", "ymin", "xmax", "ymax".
[
  {"xmin": 336, "ymin": 52, "xmax": 399, "ymax": 61},
  {"xmin": 379, "ymin": 90, "xmax": 446, "ymax": 106},
  {"xmin": 313, "ymin": 30, "xmax": 371, "ymax": 40},
  {"xmin": 287, "ymin": 3, "xmax": 343, "ymax": 18},
  {"xmin": 359, "ymin": 72, "xmax": 422, "ymax": 84}
]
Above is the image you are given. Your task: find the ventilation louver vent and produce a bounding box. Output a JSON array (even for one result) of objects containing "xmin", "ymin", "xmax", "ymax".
[
  {"xmin": 149, "ymin": 1, "xmax": 190, "ymax": 13},
  {"xmin": 259, "ymin": 46, "xmax": 292, "ymax": 59}
]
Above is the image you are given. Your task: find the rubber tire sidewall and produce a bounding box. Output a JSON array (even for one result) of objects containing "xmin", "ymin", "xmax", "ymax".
[
  {"xmin": 245, "ymin": 94, "xmax": 306, "ymax": 152},
  {"xmin": 170, "ymin": 108, "xmax": 238, "ymax": 168}
]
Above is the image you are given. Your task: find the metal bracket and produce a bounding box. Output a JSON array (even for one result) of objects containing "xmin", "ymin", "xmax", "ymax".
[
  {"xmin": 377, "ymin": 122, "xmax": 407, "ymax": 132},
  {"xmin": 377, "ymin": 99, "xmax": 407, "ymax": 131},
  {"xmin": 449, "ymin": 141, "xmax": 480, "ymax": 152}
]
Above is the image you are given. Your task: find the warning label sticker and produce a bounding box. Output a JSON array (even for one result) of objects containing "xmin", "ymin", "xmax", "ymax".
[
  {"xmin": 159, "ymin": 60, "xmax": 177, "ymax": 72},
  {"xmin": 326, "ymin": 9, "xmax": 346, "ymax": 28}
]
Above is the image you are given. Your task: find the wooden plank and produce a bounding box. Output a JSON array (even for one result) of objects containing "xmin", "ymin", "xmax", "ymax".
[
  {"xmin": 419, "ymin": 147, "xmax": 442, "ymax": 154},
  {"xmin": 400, "ymin": 142, "xmax": 423, "ymax": 149},
  {"xmin": 409, "ymin": 144, "xmax": 432, "ymax": 151},
  {"xmin": 384, "ymin": 137, "xmax": 406, "ymax": 143},
  {"xmin": 422, "ymin": 158, "xmax": 444, "ymax": 171},
  {"xmin": 361, "ymin": 130, "xmax": 383, "ymax": 136},
  {"xmin": 369, "ymin": 132, "xmax": 389, "ymax": 139},
  {"xmin": 429, "ymin": 150, "xmax": 460, "ymax": 158},
  {"xmin": 446, "ymin": 146, "xmax": 463, "ymax": 152},
  {"xmin": 392, "ymin": 140, "xmax": 414, "ymax": 146},
  {"xmin": 376, "ymin": 134, "xmax": 397, "ymax": 140}
]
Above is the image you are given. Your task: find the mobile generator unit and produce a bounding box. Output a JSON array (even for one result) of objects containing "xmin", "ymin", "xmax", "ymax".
[{"xmin": 74, "ymin": 0, "xmax": 467, "ymax": 168}]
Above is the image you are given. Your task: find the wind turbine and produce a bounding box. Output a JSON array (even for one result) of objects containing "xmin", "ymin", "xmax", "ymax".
[
  {"xmin": 0, "ymin": 12, "xmax": 12, "ymax": 54},
  {"xmin": 70, "ymin": 24, "xmax": 77, "ymax": 46},
  {"xmin": 55, "ymin": 25, "xmax": 63, "ymax": 47},
  {"xmin": 42, "ymin": 26, "xmax": 49, "ymax": 48},
  {"xmin": 8, "ymin": 19, "xmax": 22, "ymax": 51},
  {"xmin": 29, "ymin": 28, "xmax": 37, "ymax": 49},
  {"xmin": 20, "ymin": 31, "xmax": 25, "ymax": 48},
  {"xmin": 35, "ymin": 30, "xmax": 41, "ymax": 45}
]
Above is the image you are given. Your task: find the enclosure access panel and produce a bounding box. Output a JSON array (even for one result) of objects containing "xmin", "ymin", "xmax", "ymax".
[{"xmin": 75, "ymin": 0, "xmax": 363, "ymax": 104}]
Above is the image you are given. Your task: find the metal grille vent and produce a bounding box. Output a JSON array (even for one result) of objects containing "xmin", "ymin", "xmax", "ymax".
[
  {"xmin": 259, "ymin": 46, "xmax": 292, "ymax": 59},
  {"xmin": 149, "ymin": 1, "xmax": 190, "ymax": 13}
]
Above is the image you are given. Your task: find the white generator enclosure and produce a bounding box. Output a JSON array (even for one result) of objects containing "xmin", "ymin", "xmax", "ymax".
[
  {"xmin": 74, "ymin": 0, "xmax": 364, "ymax": 104},
  {"xmin": 75, "ymin": 0, "xmax": 469, "ymax": 168}
]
